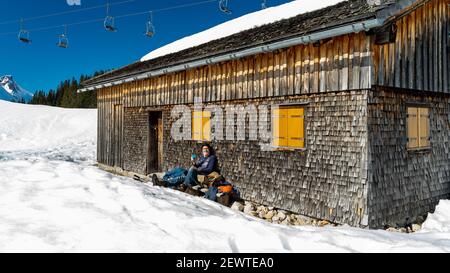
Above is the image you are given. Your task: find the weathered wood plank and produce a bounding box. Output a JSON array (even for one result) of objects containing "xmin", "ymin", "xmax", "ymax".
[
  {"xmin": 267, "ymin": 52, "xmax": 274, "ymax": 97},
  {"xmin": 246, "ymin": 58, "xmax": 251, "ymax": 99},
  {"xmin": 294, "ymin": 45, "xmax": 302, "ymax": 94},
  {"xmin": 343, "ymin": 35, "xmax": 351, "ymax": 89},
  {"xmin": 287, "ymin": 47, "xmax": 295, "ymax": 95},
  {"xmin": 237, "ymin": 59, "xmax": 243, "ymax": 100},
  {"xmin": 332, "ymin": 38, "xmax": 340, "ymax": 91},
  {"xmin": 409, "ymin": 11, "xmax": 416, "ymax": 90},
  {"xmin": 253, "ymin": 55, "xmax": 261, "ymax": 98},
  {"xmin": 231, "ymin": 60, "xmax": 237, "ymax": 100},
  {"xmin": 261, "ymin": 53, "xmax": 268, "ymax": 97},
  {"xmin": 319, "ymin": 42, "xmax": 327, "ymax": 92},
  {"xmin": 429, "ymin": 2, "xmax": 435, "ymax": 90},
  {"xmin": 311, "ymin": 43, "xmax": 320, "ymax": 93},
  {"xmin": 280, "ymin": 49, "xmax": 288, "ymax": 96},
  {"xmin": 360, "ymin": 34, "xmax": 371, "ymax": 89},
  {"xmin": 351, "ymin": 33, "xmax": 361, "ymax": 90},
  {"xmin": 443, "ymin": 0, "xmax": 449, "ymax": 92},
  {"xmin": 273, "ymin": 51, "xmax": 281, "ymax": 96}
]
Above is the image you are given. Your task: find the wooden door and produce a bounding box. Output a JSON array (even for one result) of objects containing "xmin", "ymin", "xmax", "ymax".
[
  {"xmin": 157, "ymin": 117, "xmax": 163, "ymax": 171},
  {"xmin": 113, "ymin": 104, "xmax": 123, "ymax": 168},
  {"xmin": 147, "ymin": 112, "xmax": 163, "ymax": 173}
]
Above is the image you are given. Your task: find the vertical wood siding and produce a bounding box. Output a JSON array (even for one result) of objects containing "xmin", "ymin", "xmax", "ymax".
[
  {"xmin": 373, "ymin": 0, "xmax": 450, "ymax": 92},
  {"xmin": 97, "ymin": 32, "xmax": 373, "ymax": 109},
  {"xmin": 97, "ymin": 87, "xmax": 124, "ymax": 168}
]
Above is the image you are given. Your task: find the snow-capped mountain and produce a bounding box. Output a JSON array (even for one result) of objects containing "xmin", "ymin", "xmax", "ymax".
[{"xmin": 0, "ymin": 75, "xmax": 34, "ymax": 102}]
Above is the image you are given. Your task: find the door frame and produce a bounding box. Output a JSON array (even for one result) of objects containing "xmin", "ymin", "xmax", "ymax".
[
  {"xmin": 113, "ymin": 104, "xmax": 123, "ymax": 168},
  {"xmin": 147, "ymin": 111, "xmax": 163, "ymax": 174}
]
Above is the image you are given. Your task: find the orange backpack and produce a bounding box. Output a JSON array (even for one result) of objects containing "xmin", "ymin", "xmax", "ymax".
[{"xmin": 218, "ymin": 185, "xmax": 233, "ymax": 193}]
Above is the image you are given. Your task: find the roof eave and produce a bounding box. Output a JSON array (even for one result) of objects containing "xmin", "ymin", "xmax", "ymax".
[{"xmin": 78, "ymin": 17, "xmax": 386, "ymax": 93}]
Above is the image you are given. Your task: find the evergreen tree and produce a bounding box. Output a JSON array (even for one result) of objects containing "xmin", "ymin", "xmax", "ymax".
[{"xmin": 29, "ymin": 70, "xmax": 108, "ymax": 108}]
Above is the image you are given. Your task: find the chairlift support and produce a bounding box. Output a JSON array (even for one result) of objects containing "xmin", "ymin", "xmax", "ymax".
[
  {"xmin": 18, "ymin": 19, "xmax": 31, "ymax": 44},
  {"xmin": 145, "ymin": 11, "xmax": 155, "ymax": 38},
  {"xmin": 57, "ymin": 25, "xmax": 69, "ymax": 48},
  {"xmin": 104, "ymin": 2, "xmax": 117, "ymax": 32},
  {"xmin": 219, "ymin": 0, "xmax": 232, "ymax": 14}
]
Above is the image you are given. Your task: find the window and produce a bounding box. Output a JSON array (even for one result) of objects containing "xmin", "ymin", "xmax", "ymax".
[
  {"xmin": 272, "ymin": 106, "xmax": 305, "ymax": 149},
  {"xmin": 192, "ymin": 111, "xmax": 211, "ymax": 141},
  {"xmin": 407, "ymin": 107, "xmax": 430, "ymax": 149}
]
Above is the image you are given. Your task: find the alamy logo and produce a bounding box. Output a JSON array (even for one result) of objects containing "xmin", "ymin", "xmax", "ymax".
[
  {"xmin": 66, "ymin": 0, "xmax": 81, "ymax": 6},
  {"xmin": 170, "ymin": 97, "xmax": 276, "ymax": 151}
]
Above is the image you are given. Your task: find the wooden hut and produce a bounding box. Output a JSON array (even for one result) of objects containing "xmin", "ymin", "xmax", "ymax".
[{"xmin": 79, "ymin": 0, "xmax": 450, "ymax": 228}]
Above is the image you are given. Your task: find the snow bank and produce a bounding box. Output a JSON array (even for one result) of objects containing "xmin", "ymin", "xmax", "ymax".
[
  {"xmin": 0, "ymin": 100, "xmax": 96, "ymax": 152},
  {"xmin": 141, "ymin": 0, "xmax": 345, "ymax": 62},
  {"xmin": 422, "ymin": 200, "xmax": 450, "ymax": 233}
]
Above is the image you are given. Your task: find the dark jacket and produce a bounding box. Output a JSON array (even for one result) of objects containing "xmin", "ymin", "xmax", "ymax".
[{"xmin": 195, "ymin": 155, "xmax": 218, "ymax": 175}]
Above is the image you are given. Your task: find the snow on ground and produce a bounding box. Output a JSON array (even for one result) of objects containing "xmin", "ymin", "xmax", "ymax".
[
  {"xmin": 0, "ymin": 101, "xmax": 95, "ymax": 152},
  {"xmin": 1, "ymin": 100, "xmax": 450, "ymax": 252},
  {"xmin": 141, "ymin": 0, "xmax": 344, "ymax": 62}
]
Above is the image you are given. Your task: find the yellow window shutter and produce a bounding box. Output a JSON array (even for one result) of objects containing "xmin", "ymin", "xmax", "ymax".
[
  {"xmin": 202, "ymin": 111, "xmax": 211, "ymax": 141},
  {"xmin": 419, "ymin": 108, "xmax": 430, "ymax": 148},
  {"xmin": 287, "ymin": 107, "xmax": 305, "ymax": 148},
  {"xmin": 273, "ymin": 108, "xmax": 288, "ymax": 147},
  {"xmin": 407, "ymin": 107, "xmax": 419, "ymax": 149},
  {"xmin": 192, "ymin": 111, "xmax": 203, "ymax": 141}
]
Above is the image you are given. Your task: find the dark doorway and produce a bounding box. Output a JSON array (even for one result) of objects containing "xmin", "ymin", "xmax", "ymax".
[
  {"xmin": 113, "ymin": 104, "xmax": 123, "ymax": 168},
  {"xmin": 147, "ymin": 111, "xmax": 163, "ymax": 174}
]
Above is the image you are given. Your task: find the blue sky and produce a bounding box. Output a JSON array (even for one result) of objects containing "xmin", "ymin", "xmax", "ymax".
[{"xmin": 0, "ymin": 0, "xmax": 291, "ymax": 93}]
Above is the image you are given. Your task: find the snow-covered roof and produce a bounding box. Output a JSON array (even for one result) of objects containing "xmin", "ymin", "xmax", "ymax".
[{"xmin": 141, "ymin": 0, "xmax": 345, "ymax": 62}]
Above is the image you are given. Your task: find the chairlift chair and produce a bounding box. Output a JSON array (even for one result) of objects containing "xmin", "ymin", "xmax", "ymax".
[
  {"xmin": 104, "ymin": 15, "xmax": 117, "ymax": 32},
  {"xmin": 219, "ymin": 0, "xmax": 232, "ymax": 14},
  {"xmin": 57, "ymin": 34, "xmax": 69, "ymax": 48},
  {"xmin": 18, "ymin": 19, "xmax": 31, "ymax": 44},
  {"xmin": 18, "ymin": 30, "xmax": 31, "ymax": 44},
  {"xmin": 145, "ymin": 11, "xmax": 155, "ymax": 38},
  {"xmin": 57, "ymin": 25, "xmax": 69, "ymax": 48},
  {"xmin": 104, "ymin": 2, "xmax": 117, "ymax": 32}
]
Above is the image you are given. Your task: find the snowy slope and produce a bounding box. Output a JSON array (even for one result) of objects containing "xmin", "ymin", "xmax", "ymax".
[
  {"xmin": 141, "ymin": 0, "xmax": 344, "ymax": 62},
  {"xmin": 0, "ymin": 100, "xmax": 95, "ymax": 152},
  {"xmin": 0, "ymin": 75, "xmax": 34, "ymax": 102},
  {"xmin": 1, "ymin": 101, "xmax": 450, "ymax": 252}
]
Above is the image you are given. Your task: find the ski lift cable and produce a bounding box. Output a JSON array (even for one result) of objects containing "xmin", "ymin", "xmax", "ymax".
[
  {"xmin": 0, "ymin": 0, "xmax": 135, "ymax": 26},
  {"xmin": 0, "ymin": 18, "xmax": 105, "ymax": 37},
  {"xmin": 152, "ymin": 0, "xmax": 217, "ymax": 13},
  {"xmin": 111, "ymin": 0, "xmax": 218, "ymax": 19},
  {"xmin": 0, "ymin": 0, "xmax": 250, "ymax": 38},
  {"xmin": 0, "ymin": 0, "xmax": 217, "ymax": 27}
]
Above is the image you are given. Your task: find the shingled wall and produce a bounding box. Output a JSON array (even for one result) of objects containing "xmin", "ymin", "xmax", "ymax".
[
  {"xmin": 155, "ymin": 90, "xmax": 370, "ymax": 226},
  {"xmin": 123, "ymin": 108, "xmax": 149, "ymax": 174},
  {"xmin": 367, "ymin": 87, "xmax": 450, "ymax": 228}
]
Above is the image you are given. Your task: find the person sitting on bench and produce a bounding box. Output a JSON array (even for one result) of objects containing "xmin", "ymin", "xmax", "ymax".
[
  {"xmin": 152, "ymin": 144, "xmax": 220, "ymax": 189},
  {"xmin": 182, "ymin": 144, "xmax": 220, "ymax": 189}
]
